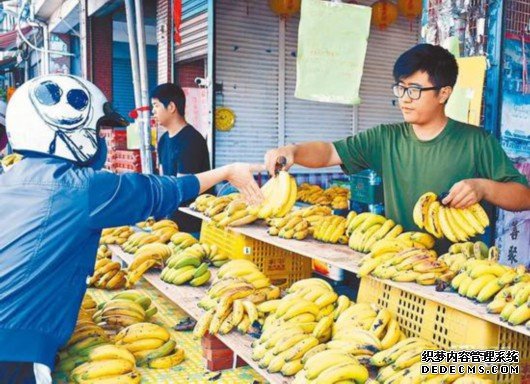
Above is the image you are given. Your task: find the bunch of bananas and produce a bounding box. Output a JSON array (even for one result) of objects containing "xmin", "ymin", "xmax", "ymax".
[
  {"xmin": 267, "ymin": 214, "xmax": 310, "ymax": 240},
  {"xmin": 293, "ymin": 204, "xmax": 333, "ymax": 223},
  {"xmin": 69, "ymin": 344, "xmax": 139, "ymax": 383},
  {"xmin": 81, "ymin": 293, "xmax": 98, "ymax": 316},
  {"xmin": 55, "ymin": 309, "xmax": 110, "ymax": 374},
  {"xmin": 201, "ymin": 242, "xmax": 230, "ymax": 267},
  {"xmin": 1, "ymin": 153, "xmax": 23, "ymax": 170},
  {"xmin": 330, "ymin": 303, "xmax": 404, "ymax": 361},
  {"xmin": 122, "ymin": 232, "xmax": 161, "ymax": 254},
  {"xmin": 161, "ymin": 257, "xmax": 211, "ymax": 287},
  {"xmin": 100, "ymin": 226, "xmax": 135, "ymax": 246},
  {"xmin": 312, "ymin": 215, "xmax": 349, "ymax": 244},
  {"xmin": 194, "ymin": 260, "xmax": 280, "ymax": 337},
  {"xmin": 93, "ymin": 291, "xmax": 157, "ymax": 330},
  {"xmin": 89, "ymin": 258, "xmax": 127, "ymax": 290},
  {"xmin": 292, "ymin": 349, "xmax": 369, "ymax": 384},
  {"xmin": 371, "ymin": 337, "xmax": 437, "ymax": 383},
  {"xmin": 125, "ymin": 243, "xmax": 172, "ymax": 288},
  {"xmin": 297, "ymin": 183, "xmax": 329, "ymax": 205},
  {"xmin": 327, "ymin": 186, "xmax": 350, "ymax": 210},
  {"xmin": 150, "ymin": 219, "xmax": 179, "ymax": 243},
  {"xmin": 359, "ymin": 240, "xmax": 446, "ymax": 285},
  {"xmin": 210, "ymin": 199, "xmax": 258, "ymax": 227},
  {"xmin": 115, "ymin": 322, "xmax": 185, "ymax": 369},
  {"xmin": 247, "ymin": 171, "xmax": 297, "ymax": 219},
  {"xmin": 135, "ymin": 216, "xmax": 156, "ymax": 229},
  {"xmin": 493, "ymin": 279, "xmax": 530, "ymax": 327},
  {"xmin": 96, "ymin": 245, "xmax": 112, "ymax": 259},
  {"xmin": 249, "ymin": 278, "xmax": 341, "ymax": 375},
  {"xmin": 413, "ymin": 192, "xmax": 490, "ymax": 242},
  {"xmin": 439, "ymin": 243, "xmax": 495, "ymax": 275},
  {"xmin": 450, "ymin": 259, "xmax": 513, "ymax": 302},
  {"xmin": 200, "ymin": 194, "xmax": 240, "ymax": 217},
  {"xmin": 347, "ymin": 212, "xmax": 407, "ymax": 253},
  {"xmin": 169, "ymin": 232, "xmax": 199, "ymax": 253}
]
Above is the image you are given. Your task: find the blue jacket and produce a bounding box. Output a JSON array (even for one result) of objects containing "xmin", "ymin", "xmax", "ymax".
[{"xmin": 0, "ymin": 154, "xmax": 199, "ymax": 369}]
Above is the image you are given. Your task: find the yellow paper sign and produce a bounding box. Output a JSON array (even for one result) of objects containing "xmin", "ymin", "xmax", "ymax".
[{"xmin": 445, "ymin": 56, "xmax": 487, "ymax": 126}]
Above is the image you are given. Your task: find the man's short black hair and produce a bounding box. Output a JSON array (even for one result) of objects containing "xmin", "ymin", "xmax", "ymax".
[
  {"xmin": 393, "ymin": 44, "xmax": 458, "ymax": 88},
  {"xmin": 150, "ymin": 83, "xmax": 186, "ymax": 116}
]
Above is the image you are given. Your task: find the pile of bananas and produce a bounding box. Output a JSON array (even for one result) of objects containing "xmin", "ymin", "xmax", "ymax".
[
  {"xmin": 267, "ymin": 215, "xmax": 310, "ymax": 240},
  {"xmin": 96, "ymin": 245, "xmax": 112, "ymax": 259},
  {"xmin": 329, "ymin": 303, "xmax": 404, "ymax": 361},
  {"xmin": 149, "ymin": 219, "xmax": 179, "ymax": 243},
  {"xmin": 69, "ymin": 344, "xmax": 139, "ymax": 384},
  {"xmin": 161, "ymin": 256, "xmax": 211, "ymax": 287},
  {"xmin": 193, "ymin": 260, "xmax": 280, "ymax": 337},
  {"xmin": 190, "ymin": 193, "xmax": 233, "ymax": 214},
  {"xmin": 371, "ymin": 337, "xmax": 437, "ymax": 383},
  {"xmin": 249, "ymin": 279, "xmax": 340, "ymax": 376},
  {"xmin": 414, "ymin": 192, "xmax": 490, "ymax": 242},
  {"xmin": 168, "ymin": 232, "xmax": 199, "ymax": 253},
  {"xmin": 93, "ymin": 291, "xmax": 157, "ymax": 330},
  {"xmin": 292, "ymin": 350, "xmax": 369, "ymax": 384},
  {"xmin": 248, "ymin": 171, "xmax": 297, "ymax": 219},
  {"xmin": 439, "ymin": 242, "xmax": 496, "ymax": 275},
  {"xmin": 359, "ymin": 239, "xmax": 446, "ymax": 285},
  {"xmin": 81, "ymin": 293, "xmax": 98, "ymax": 316},
  {"xmin": 210, "ymin": 199, "xmax": 258, "ymax": 227},
  {"xmin": 490, "ymin": 277, "xmax": 530, "ymax": 327},
  {"xmin": 1, "ymin": 153, "xmax": 23, "ymax": 170},
  {"xmin": 116, "ymin": 323, "xmax": 185, "ymax": 369},
  {"xmin": 347, "ymin": 212, "xmax": 406, "ymax": 253},
  {"xmin": 450, "ymin": 259, "xmax": 513, "ymax": 302},
  {"xmin": 312, "ymin": 215, "xmax": 349, "ymax": 244},
  {"xmin": 89, "ymin": 258, "xmax": 127, "ymax": 290},
  {"xmin": 297, "ymin": 184, "xmax": 350, "ymax": 209},
  {"xmin": 55, "ymin": 309, "xmax": 110, "ymax": 373},
  {"xmin": 125, "ymin": 243, "xmax": 172, "ymax": 288},
  {"xmin": 135, "ymin": 217, "xmax": 156, "ymax": 229},
  {"xmin": 100, "ymin": 226, "xmax": 135, "ymax": 246},
  {"xmin": 122, "ymin": 232, "xmax": 161, "ymax": 254}
]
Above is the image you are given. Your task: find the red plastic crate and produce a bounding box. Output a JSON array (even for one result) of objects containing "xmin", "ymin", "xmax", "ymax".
[{"xmin": 114, "ymin": 149, "xmax": 141, "ymax": 162}]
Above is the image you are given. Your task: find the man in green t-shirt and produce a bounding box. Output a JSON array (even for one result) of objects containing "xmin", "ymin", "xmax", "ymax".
[{"xmin": 264, "ymin": 44, "xmax": 530, "ymax": 242}]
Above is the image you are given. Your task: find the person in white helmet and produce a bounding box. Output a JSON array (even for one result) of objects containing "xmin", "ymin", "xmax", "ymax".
[{"xmin": 0, "ymin": 74, "xmax": 263, "ymax": 384}]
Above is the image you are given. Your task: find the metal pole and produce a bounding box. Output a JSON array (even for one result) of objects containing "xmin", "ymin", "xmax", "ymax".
[
  {"xmin": 123, "ymin": 0, "xmax": 142, "ymax": 108},
  {"xmin": 207, "ymin": 0, "xmax": 215, "ymax": 167},
  {"xmin": 79, "ymin": 0, "xmax": 88, "ymax": 79},
  {"xmin": 133, "ymin": 0, "xmax": 153, "ymax": 174},
  {"xmin": 42, "ymin": 23, "xmax": 49, "ymax": 75}
]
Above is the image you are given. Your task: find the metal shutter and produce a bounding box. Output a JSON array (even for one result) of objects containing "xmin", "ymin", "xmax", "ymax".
[
  {"xmin": 284, "ymin": 12, "xmax": 354, "ymax": 174},
  {"xmin": 157, "ymin": 0, "xmax": 171, "ymax": 83},
  {"xmin": 112, "ymin": 58, "xmax": 158, "ymax": 120},
  {"xmin": 356, "ymin": 0, "xmax": 420, "ymax": 132},
  {"xmin": 175, "ymin": 12, "xmax": 208, "ymax": 62},
  {"xmin": 214, "ymin": 0, "xmax": 280, "ymax": 167},
  {"xmin": 183, "ymin": 0, "xmax": 208, "ymax": 20}
]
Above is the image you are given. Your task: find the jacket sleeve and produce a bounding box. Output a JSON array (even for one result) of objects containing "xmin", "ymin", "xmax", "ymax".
[{"xmin": 87, "ymin": 171, "xmax": 200, "ymax": 229}]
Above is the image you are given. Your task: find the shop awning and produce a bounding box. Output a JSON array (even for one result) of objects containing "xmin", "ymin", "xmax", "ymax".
[{"xmin": 0, "ymin": 26, "xmax": 32, "ymax": 51}]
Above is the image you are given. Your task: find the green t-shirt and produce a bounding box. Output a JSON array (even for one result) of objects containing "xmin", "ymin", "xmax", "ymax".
[{"xmin": 333, "ymin": 118, "xmax": 528, "ymax": 232}]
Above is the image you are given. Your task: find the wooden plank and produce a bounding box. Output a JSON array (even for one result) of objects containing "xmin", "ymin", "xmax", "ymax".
[
  {"xmin": 179, "ymin": 208, "xmax": 530, "ymax": 339},
  {"xmin": 109, "ymin": 245, "xmax": 293, "ymax": 384}
]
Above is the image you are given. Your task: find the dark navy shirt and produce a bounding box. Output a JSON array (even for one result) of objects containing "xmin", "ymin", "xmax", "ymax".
[{"xmin": 158, "ymin": 125, "xmax": 210, "ymax": 232}]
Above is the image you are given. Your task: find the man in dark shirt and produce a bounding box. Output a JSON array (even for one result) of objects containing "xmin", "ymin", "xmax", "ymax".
[{"xmin": 151, "ymin": 83, "xmax": 211, "ymax": 234}]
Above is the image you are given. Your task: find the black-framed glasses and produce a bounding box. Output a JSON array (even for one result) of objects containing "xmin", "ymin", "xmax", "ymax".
[{"xmin": 392, "ymin": 84, "xmax": 443, "ymax": 100}]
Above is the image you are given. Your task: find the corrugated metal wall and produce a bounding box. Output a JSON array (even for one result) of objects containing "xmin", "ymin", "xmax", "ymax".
[
  {"xmin": 356, "ymin": 0, "xmax": 419, "ymax": 132},
  {"xmin": 157, "ymin": 0, "xmax": 171, "ymax": 83},
  {"xmin": 214, "ymin": 0, "xmax": 419, "ymax": 169},
  {"xmin": 175, "ymin": 12, "xmax": 208, "ymax": 62},
  {"xmin": 183, "ymin": 0, "xmax": 208, "ymax": 20},
  {"xmin": 215, "ymin": 0, "xmax": 280, "ymax": 166}
]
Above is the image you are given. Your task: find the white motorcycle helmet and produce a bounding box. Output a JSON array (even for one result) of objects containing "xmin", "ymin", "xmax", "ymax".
[{"xmin": 6, "ymin": 74, "xmax": 127, "ymax": 164}]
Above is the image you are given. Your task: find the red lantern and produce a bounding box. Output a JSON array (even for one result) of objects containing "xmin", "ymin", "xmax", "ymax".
[
  {"xmin": 397, "ymin": 0, "xmax": 422, "ymax": 20},
  {"xmin": 269, "ymin": 0, "xmax": 301, "ymax": 17},
  {"xmin": 371, "ymin": 0, "xmax": 398, "ymax": 30}
]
